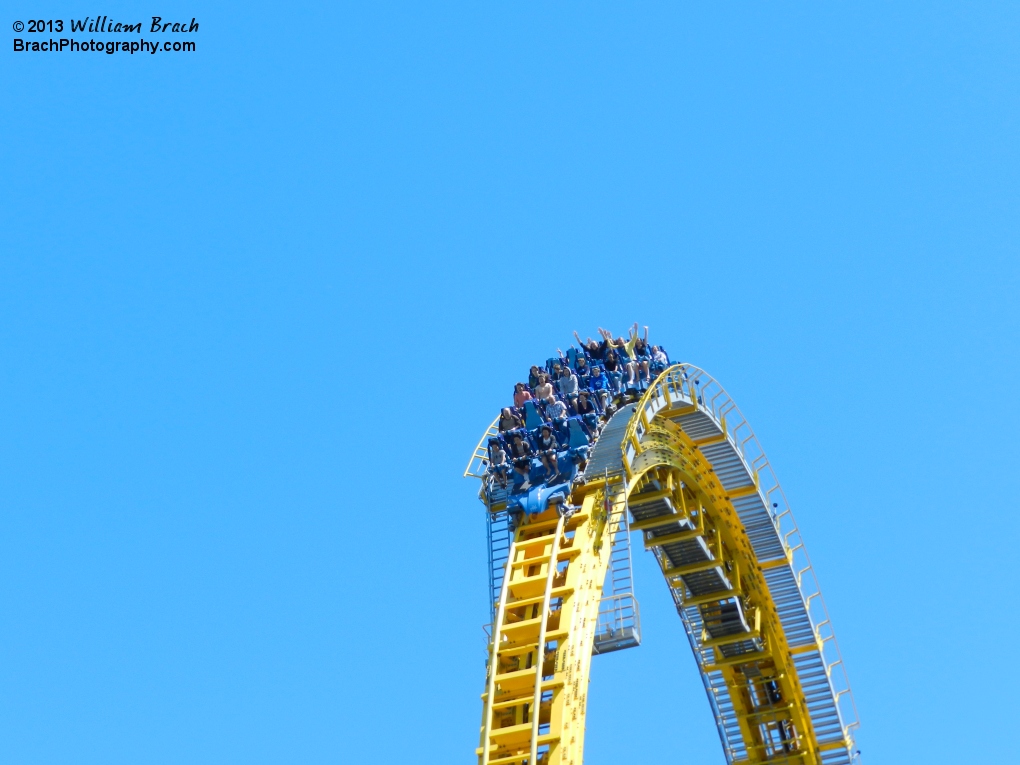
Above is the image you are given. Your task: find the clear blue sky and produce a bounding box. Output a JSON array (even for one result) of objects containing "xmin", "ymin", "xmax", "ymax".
[{"xmin": 3, "ymin": 3, "xmax": 1018, "ymax": 763}]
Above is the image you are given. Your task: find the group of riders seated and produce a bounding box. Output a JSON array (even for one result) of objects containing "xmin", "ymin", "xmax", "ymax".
[{"xmin": 486, "ymin": 324, "xmax": 670, "ymax": 498}]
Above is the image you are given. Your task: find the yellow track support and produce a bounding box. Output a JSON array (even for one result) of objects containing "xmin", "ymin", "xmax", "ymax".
[
  {"xmin": 478, "ymin": 487, "xmax": 627, "ymax": 765},
  {"xmin": 471, "ymin": 364, "xmax": 859, "ymax": 765}
]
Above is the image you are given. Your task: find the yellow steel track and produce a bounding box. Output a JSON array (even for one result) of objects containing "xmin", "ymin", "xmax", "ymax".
[{"xmin": 467, "ymin": 364, "xmax": 859, "ymax": 765}]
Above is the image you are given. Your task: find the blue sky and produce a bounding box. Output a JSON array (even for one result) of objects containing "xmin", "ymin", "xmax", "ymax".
[{"xmin": 2, "ymin": 3, "xmax": 1018, "ymax": 763}]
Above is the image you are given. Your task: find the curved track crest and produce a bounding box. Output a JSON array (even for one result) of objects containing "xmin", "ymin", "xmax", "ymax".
[{"xmin": 467, "ymin": 364, "xmax": 859, "ymax": 765}]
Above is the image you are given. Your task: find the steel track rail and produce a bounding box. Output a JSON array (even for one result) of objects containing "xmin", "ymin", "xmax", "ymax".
[{"xmin": 467, "ymin": 363, "xmax": 859, "ymax": 765}]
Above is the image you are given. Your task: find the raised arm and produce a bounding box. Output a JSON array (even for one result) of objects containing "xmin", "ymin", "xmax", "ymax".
[{"xmin": 623, "ymin": 323, "xmax": 639, "ymax": 358}]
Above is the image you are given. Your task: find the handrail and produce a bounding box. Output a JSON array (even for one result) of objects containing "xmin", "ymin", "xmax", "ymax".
[
  {"xmin": 479, "ymin": 515, "xmax": 518, "ymax": 765},
  {"xmin": 464, "ymin": 416, "xmax": 500, "ymax": 479}
]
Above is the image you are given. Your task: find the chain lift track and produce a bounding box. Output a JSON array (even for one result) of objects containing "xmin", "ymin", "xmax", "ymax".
[{"xmin": 465, "ymin": 363, "xmax": 860, "ymax": 765}]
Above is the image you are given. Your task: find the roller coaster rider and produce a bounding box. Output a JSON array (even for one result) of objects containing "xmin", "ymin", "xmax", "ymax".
[
  {"xmin": 513, "ymin": 382, "xmax": 532, "ymax": 408},
  {"xmin": 488, "ymin": 439, "xmax": 509, "ymax": 488},
  {"xmin": 498, "ymin": 407, "xmax": 522, "ymax": 433},
  {"xmin": 536, "ymin": 425, "xmax": 560, "ymax": 481}
]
